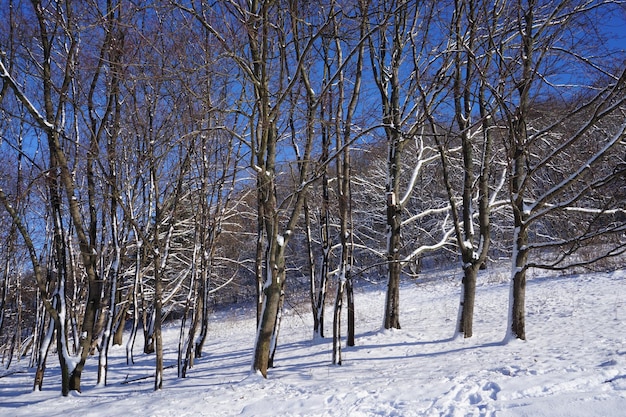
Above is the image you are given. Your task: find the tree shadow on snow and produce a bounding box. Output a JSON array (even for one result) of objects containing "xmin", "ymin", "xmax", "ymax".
[{"xmin": 273, "ymin": 330, "xmax": 510, "ymax": 373}]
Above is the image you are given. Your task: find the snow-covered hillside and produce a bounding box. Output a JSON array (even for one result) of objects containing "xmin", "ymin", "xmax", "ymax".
[{"xmin": 1, "ymin": 269, "xmax": 625, "ymax": 416}]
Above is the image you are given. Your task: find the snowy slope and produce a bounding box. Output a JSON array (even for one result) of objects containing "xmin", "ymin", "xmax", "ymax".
[{"xmin": 1, "ymin": 269, "xmax": 625, "ymax": 416}]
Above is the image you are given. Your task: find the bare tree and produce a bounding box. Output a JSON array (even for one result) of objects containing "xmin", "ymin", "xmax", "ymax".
[
  {"xmin": 434, "ymin": 0, "xmax": 507, "ymax": 338},
  {"xmin": 486, "ymin": 0, "xmax": 626, "ymax": 340},
  {"xmin": 0, "ymin": 0, "xmax": 113, "ymax": 394},
  {"xmin": 176, "ymin": 0, "xmax": 321, "ymax": 377},
  {"xmin": 366, "ymin": 0, "xmax": 453, "ymax": 330}
]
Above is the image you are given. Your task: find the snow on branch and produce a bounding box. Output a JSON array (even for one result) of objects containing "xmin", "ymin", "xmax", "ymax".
[
  {"xmin": 0, "ymin": 57, "xmax": 55, "ymax": 132},
  {"xmin": 529, "ymin": 119, "xmax": 626, "ymax": 220},
  {"xmin": 402, "ymin": 205, "xmax": 451, "ymax": 226},
  {"xmin": 402, "ymin": 214, "xmax": 456, "ymax": 263}
]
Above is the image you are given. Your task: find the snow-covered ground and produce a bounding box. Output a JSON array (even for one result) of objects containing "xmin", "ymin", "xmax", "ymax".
[{"xmin": 1, "ymin": 269, "xmax": 625, "ymax": 416}]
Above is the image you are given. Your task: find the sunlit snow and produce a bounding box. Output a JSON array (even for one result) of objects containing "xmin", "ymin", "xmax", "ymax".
[{"xmin": 1, "ymin": 268, "xmax": 625, "ymax": 416}]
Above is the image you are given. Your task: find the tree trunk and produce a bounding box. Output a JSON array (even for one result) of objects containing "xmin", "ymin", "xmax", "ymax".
[
  {"xmin": 268, "ymin": 279, "xmax": 286, "ymax": 369},
  {"xmin": 126, "ymin": 239, "xmax": 142, "ymax": 364},
  {"xmin": 113, "ymin": 312, "xmax": 126, "ymax": 346},
  {"xmin": 151, "ymin": 212, "xmax": 167, "ymax": 391},
  {"xmin": 0, "ymin": 228, "xmax": 13, "ymax": 342},
  {"xmin": 57, "ymin": 319, "xmax": 71, "ymax": 397},
  {"xmin": 33, "ymin": 311, "xmax": 54, "ymax": 391},
  {"xmin": 306, "ymin": 176, "xmax": 331, "ymax": 340},
  {"xmin": 459, "ymin": 264, "xmax": 478, "ymax": 337},
  {"xmin": 508, "ymin": 112, "xmax": 530, "ymax": 340},
  {"xmin": 180, "ymin": 242, "xmax": 200, "ymax": 378},
  {"xmin": 98, "ymin": 227, "xmax": 121, "ymax": 386},
  {"xmin": 511, "ymin": 270, "xmax": 527, "ymax": 340},
  {"xmin": 305, "ymin": 202, "xmax": 321, "ymax": 338},
  {"xmin": 332, "ymin": 278, "xmax": 345, "ymax": 365},
  {"xmin": 143, "ymin": 311, "xmax": 155, "ymax": 355},
  {"xmin": 384, "ymin": 192, "xmax": 402, "ymax": 330},
  {"xmin": 194, "ymin": 268, "xmax": 210, "ymax": 358},
  {"xmin": 510, "ymin": 221, "xmax": 529, "ymax": 340},
  {"xmin": 153, "ymin": 265, "xmax": 164, "ymax": 390},
  {"xmin": 346, "ymin": 275, "xmax": 355, "ymax": 347},
  {"xmin": 255, "ymin": 197, "xmax": 266, "ymax": 325},
  {"xmin": 252, "ymin": 260, "xmax": 284, "ymax": 377}
]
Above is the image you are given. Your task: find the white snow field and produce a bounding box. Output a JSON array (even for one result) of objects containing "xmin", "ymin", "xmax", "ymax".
[{"xmin": 1, "ymin": 268, "xmax": 625, "ymax": 416}]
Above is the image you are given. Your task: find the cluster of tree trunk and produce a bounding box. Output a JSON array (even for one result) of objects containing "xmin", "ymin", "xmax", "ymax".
[{"xmin": 0, "ymin": 0, "xmax": 624, "ymax": 396}]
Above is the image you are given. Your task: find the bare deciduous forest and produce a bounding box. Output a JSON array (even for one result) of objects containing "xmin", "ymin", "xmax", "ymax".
[{"xmin": 0, "ymin": 0, "xmax": 624, "ymax": 396}]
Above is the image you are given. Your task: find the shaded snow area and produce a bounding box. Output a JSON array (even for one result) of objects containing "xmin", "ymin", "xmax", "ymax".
[{"xmin": 2, "ymin": 270, "xmax": 626, "ymax": 416}]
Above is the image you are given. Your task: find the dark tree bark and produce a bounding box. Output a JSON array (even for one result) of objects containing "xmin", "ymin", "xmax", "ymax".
[{"xmin": 366, "ymin": 1, "xmax": 410, "ymax": 331}]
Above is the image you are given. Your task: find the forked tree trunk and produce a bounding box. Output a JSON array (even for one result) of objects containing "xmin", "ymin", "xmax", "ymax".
[
  {"xmin": 306, "ymin": 156, "xmax": 331, "ymax": 340},
  {"xmin": 179, "ymin": 244, "xmax": 199, "ymax": 378},
  {"xmin": 179, "ymin": 233, "xmax": 200, "ymax": 377},
  {"xmin": 305, "ymin": 202, "xmax": 323, "ymax": 339}
]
